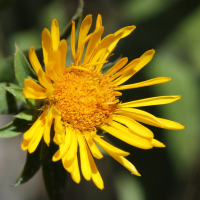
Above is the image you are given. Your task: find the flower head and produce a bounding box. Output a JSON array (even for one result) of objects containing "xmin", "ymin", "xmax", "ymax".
[{"xmin": 22, "ymin": 14, "xmax": 184, "ymax": 189}]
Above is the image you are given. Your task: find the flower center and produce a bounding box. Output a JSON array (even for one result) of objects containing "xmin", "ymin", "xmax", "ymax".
[{"xmin": 52, "ymin": 67, "xmax": 117, "ymax": 132}]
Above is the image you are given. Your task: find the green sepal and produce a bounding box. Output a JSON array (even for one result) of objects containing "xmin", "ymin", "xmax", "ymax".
[
  {"xmin": 0, "ymin": 118, "xmax": 30, "ymax": 138},
  {"xmin": 0, "ymin": 56, "xmax": 16, "ymax": 83},
  {"xmin": 0, "ymin": 83, "xmax": 18, "ymax": 114},
  {"xmin": 42, "ymin": 141, "xmax": 68, "ymax": 200},
  {"xmin": 14, "ymin": 44, "xmax": 37, "ymax": 87},
  {"xmin": 12, "ymin": 141, "xmax": 43, "ymax": 186},
  {"xmin": 15, "ymin": 109, "xmax": 35, "ymax": 121}
]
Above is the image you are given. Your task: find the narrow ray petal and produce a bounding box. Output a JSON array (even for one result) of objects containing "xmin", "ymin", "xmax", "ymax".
[
  {"xmin": 71, "ymin": 155, "xmax": 81, "ymax": 184},
  {"xmin": 105, "ymin": 57, "xmax": 128, "ymax": 77},
  {"xmin": 151, "ymin": 139, "xmax": 166, "ymax": 147},
  {"xmin": 89, "ymin": 34, "xmax": 115, "ymax": 64},
  {"xmin": 112, "ymin": 115, "xmax": 154, "ymax": 138},
  {"xmin": 29, "ymin": 46, "xmax": 43, "ymax": 75},
  {"xmin": 21, "ymin": 139, "xmax": 29, "ymax": 150},
  {"xmin": 83, "ymin": 26, "xmax": 104, "ymax": 64},
  {"xmin": 120, "ymin": 95, "xmax": 181, "ymax": 108},
  {"xmin": 112, "ymin": 50, "xmax": 155, "ymax": 86},
  {"xmin": 115, "ymin": 107, "xmax": 163, "ymax": 126},
  {"xmin": 65, "ymin": 129, "xmax": 78, "ymax": 162},
  {"xmin": 28, "ymin": 125, "xmax": 44, "ymax": 153},
  {"xmin": 48, "ymin": 51, "xmax": 62, "ymax": 76},
  {"xmin": 100, "ymin": 123, "xmax": 153, "ymax": 149},
  {"xmin": 114, "ymin": 77, "xmax": 171, "ymax": 90},
  {"xmin": 23, "ymin": 110, "xmax": 47, "ymax": 140},
  {"xmin": 78, "ymin": 14, "xmax": 92, "ymax": 50},
  {"xmin": 86, "ymin": 144, "xmax": 104, "ymax": 190},
  {"xmin": 42, "ymin": 28, "xmax": 51, "ymax": 65},
  {"xmin": 51, "ymin": 19, "xmax": 60, "ymax": 51},
  {"xmin": 108, "ymin": 152, "xmax": 141, "ymax": 176},
  {"xmin": 114, "ymin": 25, "xmax": 136, "ymax": 38},
  {"xmin": 71, "ymin": 21, "xmax": 76, "ymax": 64},
  {"xmin": 85, "ymin": 135, "xmax": 103, "ymax": 159},
  {"xmin": 96, "ymin": 14, "xmax": 102, "ymax": 29},
  {"xmin": 52, "ymin": 127, "xmax": 72, "ymax": 161},
  {"xmin": 59, "ymin": 39, "xmax": 67, "ymax": 73},
  {"xmin": 94, "ymin": 135, "xmax": 130, "ymax": 156},
  {"xmin": 45, "ymin": 61, "xmax": 57, "ymax": 81},
  {"xmin": 23, "ymin": 87, "xmax": 47, "ymax": 99},
  {"xmin": 44, "ymin": 108, "xmax": 53, "ymax": 146},
  {"xmin": 77, "ymin": 134, "xmax": 92, "ymax": 181},
  {"xmin": 38, "ymin": 69, "xmax": 52, "ymax": 89},
  {"xmin": 62, "ymin": 154, "xmax": 75, "ymax": 173}
]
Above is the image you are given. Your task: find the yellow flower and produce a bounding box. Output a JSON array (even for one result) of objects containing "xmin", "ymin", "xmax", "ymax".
[{"xmin": 22, "ymin": 15, "xmax": 184, "ymax": 189}]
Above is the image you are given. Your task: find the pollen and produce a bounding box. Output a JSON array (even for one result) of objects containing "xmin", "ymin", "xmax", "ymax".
[{"xmin": 52, "ymin": 67, "xmax": 117, "ymax": 132}]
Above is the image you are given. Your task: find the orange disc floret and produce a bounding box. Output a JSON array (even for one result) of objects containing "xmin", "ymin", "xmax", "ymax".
[{"xmin": 52, "ymin": 66, "xmax": 117, "ymax": 132}]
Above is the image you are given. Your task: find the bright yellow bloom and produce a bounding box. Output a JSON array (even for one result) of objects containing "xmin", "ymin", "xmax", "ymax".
[{"xmin": 22, "ymin": 15, "xmax": 184, "ymax": 189}]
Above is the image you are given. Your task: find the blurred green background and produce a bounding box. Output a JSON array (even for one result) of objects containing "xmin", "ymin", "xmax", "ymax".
[{"xmin": 0, "ymin": 0, "xmax": 199, "ymax": 199}]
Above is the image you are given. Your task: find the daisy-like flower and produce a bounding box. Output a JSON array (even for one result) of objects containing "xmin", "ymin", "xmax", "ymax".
[{"xmin": 22, "ymin": 14, "xmax": 184, "ymax": 189}]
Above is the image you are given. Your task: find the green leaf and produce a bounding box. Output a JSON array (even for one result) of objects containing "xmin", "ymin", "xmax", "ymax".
[
  {"xmin": 12, "ymin": 142, "xmax": 43, "ymax": 186},
  {"xmin": 15, "ymin": 109, "xmax": 34, "ymax": 121},
  {"xmin": 26, "ymin": 99, "xmax": 37, "ymax": 108},
  {"xmin": 0, "ymin": 118, "xmax": 29, "ymax": 138},
  {"xmin": 42, "ymin": 141, "xmax": 68, "ymax": 200},
  {"xmin": 0, "ymin": 83, "xmax": 18, "ymax": 114},
  {"xmin": 4, "ymin": 86, "xmax": 26, "ymax": 103},
  {"xmin": 0, "ymin": 56, "xmax": 16, "ymax": 83},
  {"xmin": 14, "ymin": 44, "xmax": 37, "ymax": 87},
  {"xmin": 60, "ymin": 0, "xmax": 84, "ymax": 40}
]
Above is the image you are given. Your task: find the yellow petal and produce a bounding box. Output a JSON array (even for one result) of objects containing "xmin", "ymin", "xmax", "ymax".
[
  {"xmin": 51, "ymin": 19, "xmax": 60, "ymax": 51},
  {"xmin": 65, "ymin": 129, "xmax": 78, "ymax": 162},
  {"xmin": 52, "ymin": 127, "xmax": 72, "ymax": 161},
  {"xmin": 115, "ymin": 107, "xmax": 163, "ymax": 127},
  {"xmin": 114, "ymin": 25, "xmax": 136, "ymax": 38},
  {"xmin": 45, "ymin": 61, "xmax": 57, "ymax": 81},
  {"xmin": 21, "ymin": 139, "xmax": 29, "ymax": 150},
  {"xmin": 48, "ymin": 51, "xmax": 62, "ymax": 76},
  {"xmin": 110, "ymin": 58, "xmax": 141, "ymax": 81},
  {"xmin": 120, "ymin": 95, "xmax": 181, "ymax": 108},
  {"xmin": 83, "ymin": 26, "xmax": 104, "ymax": 64},
  {"xmin": 85, "ymin": 136, "xmax": 103, "ymax": 159},
  {"xmin": 104, "ymin": 57, "xmax": 128, "ymax": 77},
  {"xmin": 44, "ymin": 108, "xmax": 53, "ymax": 146},
  {"xmin": 78, "ymin": 14, "xmax": 92, "ymax": 50},
  {"xmin": 42, "ymin": 28, "xmax": 51, "ymax": 65},
  {"xmin": 62, "ymin": 155, "xmax": 75, "ymax": 173},
  {"xmin": 53, "ymin": 132, "xmax": 64, "ymax": 145},
  {"xmin": 151, "ymin": 139, "xmax": 166, "ymax": 147},
  {"xmin": 23, "ymin": 87, "xmax": 47, "ymax": 99},
  {"xmin": 114, "ymin": 77, "xmax": 172, "ymax": 90},
  {"xmin": 109, "ymin": 152, "xmax": 141, "ymax": 176},
  {"xmin": 38, "ymin": 69, "xmax": 52, "ymax": 89},
  {"xmin": 96, "ymin": 14, "xmax": 102, "ymax": 29},
  {"xmin": 71, "ymin": 155, "xmax": 81, "ymax": 184},
  {"xmin": 112, "ymin": 115, "xmax": 153, "ymax": 138},
  {"xmin": 28, "ymin": 125, "xmax": 44, "ymax": 153},
  {"xmin": 77, "ymin": 134, "xmax": 92, "ymax": 181},
  {"xmin": 29, "ymin": 46, "xmax": 43, "ymax": 75},
  {"xmin": 89, "ymin": 34, "xmax": 115, "ymax": 64},
  {"xmin": 58, "ymin": 39, "xmax": 67, "ymax": 73},
  {"xmin": 86, "ymin": 144, "xmax": 104, "ymax": 190},
  {"xmin": 24, "ymin": 78, "xmax": 45, "ymax": 93},
  {"xmin": 23, "ymin": 110, "xmax": 46, "ymax": 140},
  {"xmin": 71, "ymin": 21, "xmax": 76, "ymax": 64},
  {"xmin": 148, "ymin": 117, "xmax": 185, "ymax": 130},
  {"xmin": 94, "ymin": 135, "xmax": 130, "ymax": 156},
  {"xmin": 112, "ymin": 50, "xmax": 155, "ymax": 86},
  {"xmin": 100, "ymin": 123, "xmax": 153, "ymax": 149}
]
